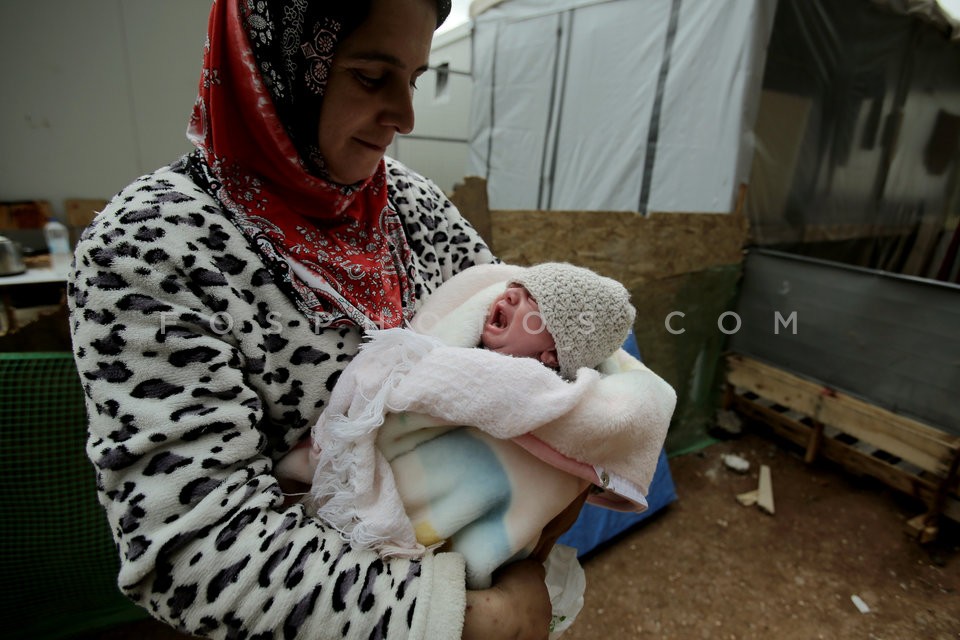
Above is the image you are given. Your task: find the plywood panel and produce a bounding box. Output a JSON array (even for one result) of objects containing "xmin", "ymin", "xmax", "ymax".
[{"xmin": 490, "ymin": 210, "xmax": 748, "ymax": 288}]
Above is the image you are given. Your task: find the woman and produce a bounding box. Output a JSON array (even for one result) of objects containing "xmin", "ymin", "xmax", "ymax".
[{"xmin": 69, "ymin": 1, "xmax": 580, "ymax": 638}]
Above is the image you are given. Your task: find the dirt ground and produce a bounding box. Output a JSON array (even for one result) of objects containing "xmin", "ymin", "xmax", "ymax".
[
  {"xmin": 90, "ymin": 429, "xmax": 959, "ymax": 640},
  {"xmin": 568, "ymin": 430, "xmax": 960, "ymax": 640}
]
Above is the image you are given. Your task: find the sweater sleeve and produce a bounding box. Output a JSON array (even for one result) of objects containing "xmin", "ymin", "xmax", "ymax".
[{"xmin": 68, "ymin": 171, "xmax": 467, "ymax": 639}]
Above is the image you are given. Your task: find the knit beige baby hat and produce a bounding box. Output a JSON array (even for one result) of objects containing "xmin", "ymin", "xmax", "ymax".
[{"xmin": 515, "ymin": 263, "xmax": 636, "ymax": 379}]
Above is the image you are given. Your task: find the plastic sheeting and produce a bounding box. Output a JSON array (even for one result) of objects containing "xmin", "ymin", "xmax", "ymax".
[
  {"xmin": 747, "ymin": 0, "xmax": 960, "ymax": 279},
  {"xmin": 468, "ymin": 0, "xmax": 776, "ymax": 213},
  {"xmin": 874, "ymin": 0, "xmax": 960, "ymax": 41}
]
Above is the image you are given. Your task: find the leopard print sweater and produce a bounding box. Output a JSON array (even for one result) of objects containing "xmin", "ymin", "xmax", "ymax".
[{"xmin": 68, "ymin": 156, "xmax": 494, "ymax": 639}]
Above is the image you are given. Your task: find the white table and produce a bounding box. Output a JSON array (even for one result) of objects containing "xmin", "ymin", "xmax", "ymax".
[{"xmin": 0, "ymin": 267, "xmax": 68, "ymax": 287}]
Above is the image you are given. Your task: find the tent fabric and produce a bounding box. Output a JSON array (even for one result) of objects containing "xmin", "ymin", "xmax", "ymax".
[
  {"xmin": 468, "ymin": 0, "xmax": 777, "ymax": 213},
  {"xmin": 470, "ymin": 0, "xmax": 960, "ymax": 41},
  {"xmin": 745, "ymin": 0, "xmax": 960, "ymax": 279},
  {"xmin": 873, "ymin": 0, "xmax": 960, "ymax": 40},
  {"xmin": 469, "ymin": 11, "xmax": 562, "ymax": 210}
]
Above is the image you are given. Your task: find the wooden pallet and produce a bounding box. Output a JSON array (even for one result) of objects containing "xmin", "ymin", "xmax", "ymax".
[{"xmin": 724, "ymin": 354, "xmax": 960, "ymax": 541}]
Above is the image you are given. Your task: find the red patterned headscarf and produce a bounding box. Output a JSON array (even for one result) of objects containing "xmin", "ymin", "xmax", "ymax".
[{"xmin": 185, "ymin": 0, "xmax": 448, "ymax": 329}]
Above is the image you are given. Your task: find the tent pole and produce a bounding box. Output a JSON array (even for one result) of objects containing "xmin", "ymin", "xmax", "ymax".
[{"xmin": 638, "ymin": 0, "xmax": 682, "ymax": 216}]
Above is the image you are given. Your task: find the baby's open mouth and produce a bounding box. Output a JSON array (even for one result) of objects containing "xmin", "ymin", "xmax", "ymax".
[{"xmin": 489, "ymin": 307, "xmax": 507, "ymax": 329}]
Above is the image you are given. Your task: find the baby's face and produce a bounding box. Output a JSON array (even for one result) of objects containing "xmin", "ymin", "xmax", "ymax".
[{"xmin": 481, "ymin": 285, "xmax": 559, "ymax": 368}]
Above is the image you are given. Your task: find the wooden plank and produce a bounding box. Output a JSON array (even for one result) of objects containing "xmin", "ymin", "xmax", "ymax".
[
  {"xmin": 804, "ymin": 419, "xmax": 824, "ymax": 464},
  {"xmin": 817, "ymin": 394, "xmax": 956, "ymax": 476},
  {"xmin": 726, "ymin": 354, "xmax": 825, "ymax": 417},
  {"xmin": 819, "ymin": 436, "xmax": 939, "ymax": 500},
  {"xmin": 904, "ymin": 513, "xmax": 938, "ymax": 544},
  {"xmin": 930, "ymin": 448, "xmax": 960, "ymax": 522},
  {"xmin": 758, "ymin": 465, "xmax": 775, "ymax": 515},
  {"xmin": 732, "ymin": 393, "xmax": 952, "ymax": 517},
  {"xmin": 731, "ymin": 394, "xmax": 813, "ymax": 449},
  {"xmin": 727, "ymin": 355, "xmax": 958, "ymax": 476}
]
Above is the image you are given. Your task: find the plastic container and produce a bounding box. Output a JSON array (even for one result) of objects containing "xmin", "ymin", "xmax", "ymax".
[{"xmin": 44, "ymin": 218, "xmax": 72, "ymax": 274}]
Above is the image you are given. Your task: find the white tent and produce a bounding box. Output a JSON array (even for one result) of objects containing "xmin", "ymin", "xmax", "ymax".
[{"xmin": 467, "ymin": 0, "xmax": 778, "ymax": 213}]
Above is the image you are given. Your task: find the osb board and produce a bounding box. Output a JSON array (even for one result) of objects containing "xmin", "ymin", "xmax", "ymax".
[{"xmin": 489, "ymin": 210, "xmax": 748, "ymax": 289}]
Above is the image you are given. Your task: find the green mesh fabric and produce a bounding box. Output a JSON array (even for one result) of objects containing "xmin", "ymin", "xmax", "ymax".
[{"xmin": 0, "ymin": 353, "xmax": 148, "ymax": 639}]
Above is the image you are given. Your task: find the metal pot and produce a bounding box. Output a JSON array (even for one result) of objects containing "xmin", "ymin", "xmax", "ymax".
[{"xmin": 0, "ymin": 235, "xmax": 27, "ymax": 276}]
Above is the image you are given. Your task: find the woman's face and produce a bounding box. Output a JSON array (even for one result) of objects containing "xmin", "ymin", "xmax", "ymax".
[{"xmin": 318, "ymin": 0, "xmax": 437, "ymax": 185}]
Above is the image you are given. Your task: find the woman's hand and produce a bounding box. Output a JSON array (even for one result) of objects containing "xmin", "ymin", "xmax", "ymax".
[{"xmin": 463, "ymin": 559, "xmax": 551, "ymax": 640}]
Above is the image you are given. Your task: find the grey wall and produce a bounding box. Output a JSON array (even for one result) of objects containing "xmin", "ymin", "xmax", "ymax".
[{"xmin": 0, "ymin": 1, "xmax": 210, "ymax": 217}]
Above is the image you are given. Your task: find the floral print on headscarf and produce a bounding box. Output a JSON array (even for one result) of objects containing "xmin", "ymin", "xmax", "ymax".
[{"xmin": 185, "ymin": 0, "xmax": 420, "ymax": 330}]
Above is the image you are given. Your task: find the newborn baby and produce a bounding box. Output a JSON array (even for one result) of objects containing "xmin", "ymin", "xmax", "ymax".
[{"xmin": 277, "ymin": 263, "xmax": 676, "ymax": 589}]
